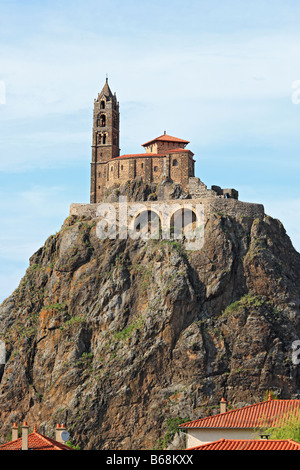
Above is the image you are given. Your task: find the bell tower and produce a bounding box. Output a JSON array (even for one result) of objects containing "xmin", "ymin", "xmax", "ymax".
[{"xmin": 90, "ymin": 78, "xmax": 120, "ymax": 203}]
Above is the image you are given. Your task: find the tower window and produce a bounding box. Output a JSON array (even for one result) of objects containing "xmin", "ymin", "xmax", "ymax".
[
  {"xmin": 172, "ymin": 159, "xmax": 178, "ymax": 167},
  {"xmin": 100, "ymin": 100, "xmax": 105, "ymax": 109},
  {"xmin": 103, "ymin": 134, "xmax": 106, "ymax": 144},
  {"xmin": 100, "ymin": 114, "xmax": 106, "ymax": 127},
  {"xmin": 121, "ymin": 165, "xmax": 124, "ymax": 170},
  {"xmin": 141, "ymin": 163, "xmax": 144, "ymax": 169},
  {"xmin": 99, "ymin": 172, "xmax": 102, "ymax": 177},
  {"xmin": 154, "ymin": 166, "xmax": 158, "ymax": 172},
  {"xmin": 111, "ymin": 166, "xmax": 113, "ymax": 172}
]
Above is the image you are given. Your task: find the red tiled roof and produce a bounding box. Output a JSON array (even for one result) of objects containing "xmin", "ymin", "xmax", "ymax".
[
  {"xmin": 188, "ymin": 439, "xmax": 300, "ymax": 451},
  {"xmin": 0, "ymin": 429, "xmax": 74, "ymax": 451},
  {"xmin": 179, "ymin": 399, "xmax": 300, "ymax": 429},
  {"xmin": 107, "ymin": 148, "xmax": 193, "ymax": 162},
  {"xmin": 142, "ymin": 134, "xmax": 190, "ymax": 146}
]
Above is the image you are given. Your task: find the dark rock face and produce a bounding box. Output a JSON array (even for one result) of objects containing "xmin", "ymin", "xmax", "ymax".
[{"xmin": 0, "ymin": 209, "xmax": 300, "ymax": 449}]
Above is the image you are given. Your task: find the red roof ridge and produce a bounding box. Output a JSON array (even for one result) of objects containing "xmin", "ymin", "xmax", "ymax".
[
  {"xmin": 187, "ymin": 438, "xmax": 300, "ymax": 451},
  {"xmin": 106, "ymin": 148, "xmax": 193, "ymax": 162},
  {"xmin": 0, "ymin": 428, "xmax": 74, "ymax": 451},
  {"xmin": 142, "ymin": 134, "xmax": 190, "ymax": 146},
  {"xmin": 179, "ymin": 399, "xmax": 300, "ymax": 429}
]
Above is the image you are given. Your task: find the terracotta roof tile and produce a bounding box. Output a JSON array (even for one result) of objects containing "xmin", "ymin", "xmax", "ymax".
[
  {"xmin": 179, "ymin": 399, "xmax": 300, "ymax": 429},
  {"xmin": 188, "ymin": 439, "xmax": 300, "ymax": 451},
  {"xmin": 142, "ymin": 134, "xmax": 190, "ymax": 146},
  {"xmin": 107, "ymin": 148, "xmax": 193, "ymax": 162},
  {"xmin": 0, "ymin": 430, "xmax": 74, "ymax": 451}
]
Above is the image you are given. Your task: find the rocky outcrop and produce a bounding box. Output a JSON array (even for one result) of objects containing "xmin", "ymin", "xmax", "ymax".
[{"xmin": 0, "ymin": 206, "xmax": 300, "ymax": 449}]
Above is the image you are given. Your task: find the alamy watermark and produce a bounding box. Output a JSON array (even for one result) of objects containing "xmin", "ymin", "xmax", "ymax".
[
  {"xmin": 0, "ymin": 81, "xmax": 6, "ymax": 105},
  {"xmin": 95, "ymin": 196, "xmax": 205, "ymax": 251},
  {"xmin": 292, "ymin": 340, "xmax": 300, "ymax": 365},
  {"xmin": 0, "ymin": 341, "xmax": 6, "ymax": 365},
  {"xmin": 291, "ymin": 80, "xmax": 300, "ymax": 104}
]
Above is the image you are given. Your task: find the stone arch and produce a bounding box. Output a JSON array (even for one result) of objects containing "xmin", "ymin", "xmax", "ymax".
[
  {"xmin": 130, "ymin": 208, "xmax": 162, "ymax": 240},
  {"xmin": 170, "ymin": 207, "xmax": 198, "ymax": 239},
  {"xmin": 99, "ymin": 114, "xmax": 106, "ymax": 127}
]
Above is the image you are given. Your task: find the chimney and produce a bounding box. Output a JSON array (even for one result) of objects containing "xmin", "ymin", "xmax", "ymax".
[
  {"xmin": 11, "ymin": 423, "xmax": 18, "ymax": 441},
  {"xmin": 220, "ymin": 397, "xmax": 227, "ymax": 414},
  {"xmin": 22, "ymin": 421, "xmax": 29, "ymax": 450},
  {"xmin": 56, "ymin": 423, "xmax": 67, "ymax": 443}
]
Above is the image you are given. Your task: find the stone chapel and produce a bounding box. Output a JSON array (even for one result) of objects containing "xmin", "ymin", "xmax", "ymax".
[{"xmin": 90, "ymin": 79, "xmax": 195, "ymax": 203}]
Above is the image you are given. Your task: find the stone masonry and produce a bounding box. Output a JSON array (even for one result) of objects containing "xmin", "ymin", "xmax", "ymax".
[{"xmin": 76, "ymin": 80, "xmax": 265, "ymax": 235}]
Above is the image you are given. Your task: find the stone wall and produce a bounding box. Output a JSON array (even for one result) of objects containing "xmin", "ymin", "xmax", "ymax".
[
  {"xmin": 70, "ymin": 197, "xmax": 264, "ymax": 222},
  {"xmin": 189, "ymin": 177, "xmax": 239, "ymax": 200},
  {"xmin": 94, "ymin": 152, "xmax": 195, "ymax": 203}
]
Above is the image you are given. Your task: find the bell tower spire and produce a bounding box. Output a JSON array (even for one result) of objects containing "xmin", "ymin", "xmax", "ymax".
[{"xmin": 90, "ymin": 78, "xmax": 120, "ymax": 203}]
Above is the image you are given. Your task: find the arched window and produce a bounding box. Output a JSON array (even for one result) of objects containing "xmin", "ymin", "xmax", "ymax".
[
  {"xmin": 121, "ymin": 165, "xmax": 124, "ymax": 171},
  {"xmin": 154, "ymin": 166, "xmax": 158, "ymax": 172},
  {"xmin": 99, "ymin": 172, "xmax": 102, "ymax": 177},
  {"xmin": 100, "ymin": 114, "xmax": 106, "ymax": 127},
  {"xmin": 172, "ymin": 159, "xmax": 178, "ymax": 166},
  {"xmin": 111, "ymin": 166, "xmax": 113, "ymax": 172},
  {"xmin": 100, "ymin": 100, "xmax": 105, "ymax": 109},
  {"xmin": 103, "ymin": 134, "xmax": 106, "ymax": 144}
]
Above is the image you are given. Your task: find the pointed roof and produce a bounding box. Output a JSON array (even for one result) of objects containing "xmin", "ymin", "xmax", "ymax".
[
  {"xmin": 99, "ymin": 77, "xmax": 113, "ymax": 100},
  {"xmin": 187, "ymin": 438, "xmax": 300, "ymax": 451},
  {"xmin": 0, "ymin": 425, "xmax": 74, "ymax": 451},
  {"xmin": 179, "ymin": 397, "xmax": 300, "ymax": 430},
  {"xmin": 142, "ymin": 134, "xmax": 190, "ymax": 147}
]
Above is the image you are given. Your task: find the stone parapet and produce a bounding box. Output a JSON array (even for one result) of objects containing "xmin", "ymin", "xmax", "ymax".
[{"xmin": 69, "ymin": 197, "xmax": 264, "ymax": 222}]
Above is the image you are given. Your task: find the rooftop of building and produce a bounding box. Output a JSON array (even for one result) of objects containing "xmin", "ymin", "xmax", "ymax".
[
  {"xmin": 0, "ymin": 423, "xmax": 74, "ymax": 451},
  {"xmin": 142, "ymin": 133, "xmax": 190, "ymax": 147},
  {"xmin": 105, "ymin": 147, "xmax": 194, "ymax": 163},
  {"xmin": 187, "ymin": 438, "xmax": 300, "ymax": 451},
  {"xmin": 179, "ymin": 395, "xmax": 300, "ymax": 430}
]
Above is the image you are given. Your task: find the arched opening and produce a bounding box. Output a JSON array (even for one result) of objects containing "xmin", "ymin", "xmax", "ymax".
[
  {"xmin": 172, "ymin": 159, "xmax": 178, "ymax": 166},
  {"xmin": 102, "ymin": 134, "xmax": 106, "ymax": 144},
  {"xmin": 100, "ymin": 100, "xmax": 105, "ymax": 109},
  {"xmin": 132, "ymin": 210, "xmax": 161, "ymax": 239},
  {"xmin": 100, "ymin": 114, "xmax": 106, "ymax": 127},
  {"xmin": 154, "ymin": 166, "xmax": 158, "ymax": 172},
  {"xmin": 170, "ymin": 208, "xmax": 198, "ymax": 239}
]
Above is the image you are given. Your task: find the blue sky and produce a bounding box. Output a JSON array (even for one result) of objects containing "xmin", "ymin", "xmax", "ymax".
[{"xmin": 1, "ymin": 0, "xmax": 300, "ymax": 303}]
